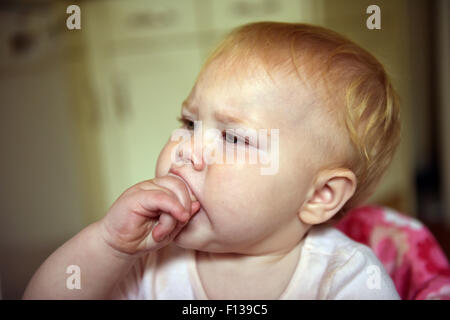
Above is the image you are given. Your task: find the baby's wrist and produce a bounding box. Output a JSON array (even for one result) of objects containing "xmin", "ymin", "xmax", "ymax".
[{"xmin": 94, "ymin": 220, "xmax": 140, "ymax": 262}]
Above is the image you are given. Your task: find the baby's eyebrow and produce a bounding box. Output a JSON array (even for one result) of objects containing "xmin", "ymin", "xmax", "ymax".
[
  {"xmin": 182, "ymin": 101, "xmax": 198, "ymax": 114},
  {"xmin": 182, "ymin": 101, "xmax": 264, "ymax": 129},
  {"xmin": 182, "ymin": 101, "xmax": 270, "ymax": 136},
  {"xmin": 213, "ymin": 110, "xmax": 248, "ymax": 126}
]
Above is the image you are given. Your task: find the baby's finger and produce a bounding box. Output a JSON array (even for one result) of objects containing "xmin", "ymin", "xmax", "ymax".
[
  {"xmin": 152, "ymin": 212, "xmax": 177, "ymax": 242},
  {"xmin": 161, "ymin": 201, "xmax": 202, "ymax": 242},
  {"xmin": 152, "ymin": 175, "xmax": 192, "ymax": 214},
  {"xmin": 135, "ymin": 190, "xmax": 189, "ymax": 223}
]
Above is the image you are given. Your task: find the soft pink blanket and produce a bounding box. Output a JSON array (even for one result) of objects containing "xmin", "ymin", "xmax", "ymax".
[{"xmin": 335, "ymin": 206, "xmax": 450, "ymax": 300}]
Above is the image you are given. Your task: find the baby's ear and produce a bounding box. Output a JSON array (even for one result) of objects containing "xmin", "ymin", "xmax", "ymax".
[{"xmin": 298, "ymin": 169, "xmax": 357, "ymax": 225}]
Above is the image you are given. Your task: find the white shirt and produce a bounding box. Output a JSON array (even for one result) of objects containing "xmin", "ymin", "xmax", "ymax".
[{"xmin": 111, "ymin": 225, "xmax": 400, "ymax": 299}]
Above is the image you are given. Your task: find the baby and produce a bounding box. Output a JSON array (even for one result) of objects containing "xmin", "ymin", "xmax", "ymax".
[{"xmin": 24, "ymin": 22, "xmax": 401, "ymax": 299}]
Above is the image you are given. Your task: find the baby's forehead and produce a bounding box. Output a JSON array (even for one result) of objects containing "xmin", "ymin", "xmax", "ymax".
[{"xmin": 193, "ymin": 56, "xmax": 323, "ymax": 127}]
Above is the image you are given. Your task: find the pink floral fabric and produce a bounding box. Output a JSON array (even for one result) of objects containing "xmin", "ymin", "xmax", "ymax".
[{"xmin": 335, "ymin": 206, "xmax": 450, "ymax": 300}]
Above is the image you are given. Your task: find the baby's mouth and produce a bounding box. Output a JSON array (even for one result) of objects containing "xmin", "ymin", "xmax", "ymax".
[{"xmin": 167, "ymin": 172, "xmax": 198, "ymax": 202}]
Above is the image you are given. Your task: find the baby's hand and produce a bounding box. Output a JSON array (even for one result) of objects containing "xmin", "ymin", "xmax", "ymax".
[{"xmin": 99, "ymin": 175, "xmax": 201, "ymax": 257}]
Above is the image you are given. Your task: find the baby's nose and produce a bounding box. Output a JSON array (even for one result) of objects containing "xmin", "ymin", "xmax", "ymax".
[
  {"xmin": 176, "ymin": 135, "xmax": 206, "ymax": 171},
  {"xmin": 190, "ymin": 145, "xmax": 205, "ymax": 171}
]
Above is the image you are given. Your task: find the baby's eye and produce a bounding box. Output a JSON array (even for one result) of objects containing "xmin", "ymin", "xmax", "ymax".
[
  {"xmin": 222, "ymin": 131, "xmax": 249, "ymax": 145},
  {"xmin": 176, "ymin": 116, "xmax": 194, "ymax": 130}
]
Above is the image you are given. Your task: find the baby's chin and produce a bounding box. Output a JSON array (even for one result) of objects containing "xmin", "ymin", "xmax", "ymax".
[
  {"xmin": 172, "ymin": 214, "xmax": 207, "ymax": 250},
  {"xmin": 172, "ymin": 207, "xmax": 243, "ymax": 253},
  {"xmin": 173, "ymin": 222, "xmax": 212, "ymax": 251},
  {"xmin": 173, "ymin": 220, "xmax": 226, "ymax": 253},
  {"xmin": 173, "ymin": 237, "xmax": 228, "ymax": 253},
  {"xmin": 173, "ymin": 227, "xmax": 244, "ymax": 254}
]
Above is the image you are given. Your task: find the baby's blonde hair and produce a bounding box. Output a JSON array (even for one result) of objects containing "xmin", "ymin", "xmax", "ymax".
[{"xmin": 201, "ymin": 22, "xmax": 401, "ymax": 217}]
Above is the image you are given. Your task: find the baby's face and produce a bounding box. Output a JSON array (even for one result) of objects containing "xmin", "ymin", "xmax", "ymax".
[{"xmin": 156, "ymin": 58, "xmax": 330, "ymax": 254}]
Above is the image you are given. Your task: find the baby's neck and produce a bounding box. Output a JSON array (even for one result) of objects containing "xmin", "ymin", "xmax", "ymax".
[
  {"xmin": 201, "ymin": 243, "xmax": 300, "ymax": 268},
  {"xmin": 195, "ymin": 240, "xmax": 304, "ymax": 299}
]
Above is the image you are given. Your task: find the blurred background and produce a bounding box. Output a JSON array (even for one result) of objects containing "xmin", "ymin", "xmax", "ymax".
[{"xmin": 0, "ymin": 0, "xmax": 449, "ymax": 299}]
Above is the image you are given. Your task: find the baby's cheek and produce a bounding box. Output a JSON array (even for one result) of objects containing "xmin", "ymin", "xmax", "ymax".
[{"xmin": 224, "ymin": 171, "xmax": 265, "ymax": 202}]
